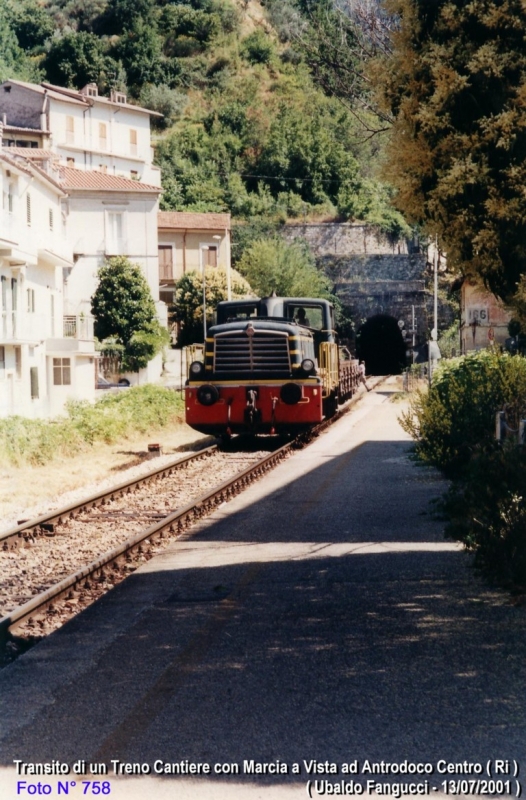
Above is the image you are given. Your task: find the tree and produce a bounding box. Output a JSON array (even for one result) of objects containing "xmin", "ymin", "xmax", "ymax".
[
  {"xmin": 174, "ymin": 267, "xmax": 252, "ymax": 346},
  {"xmin": 236, "ymin": 237, "xmax": 333, "ymax": 299},
  {"xmin": 381, "ymin": 0, "xmax": 526, "ymax": 303},
  {"xmin": 91, "ymin": 257, "xmax": 169, "ymax": 372},
  {"xmin": 290, "ymin": 0, "xmax": 395, "ymax": 132},
  {"xmin": 43, "ymin": 32, "xmax": 113, "ymax": 89},
  {"xmin": 0, "ymin": 5, "xmax": 41, "ymax": 82}
]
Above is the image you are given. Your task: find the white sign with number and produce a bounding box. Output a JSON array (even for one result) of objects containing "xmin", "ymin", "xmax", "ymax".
[{"xmin": 467, "ymin": 307, "xmax": 489, "ymax": 323}]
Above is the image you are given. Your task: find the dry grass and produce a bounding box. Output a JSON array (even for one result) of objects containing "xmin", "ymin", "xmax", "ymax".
[{"xmin": 0, "ymin": 422, "xmax": 211, "ymax": 528}]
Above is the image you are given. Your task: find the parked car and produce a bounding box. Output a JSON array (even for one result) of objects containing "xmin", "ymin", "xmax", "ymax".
[{"xmin": 96, "ymin": 375, "xmax": 131, "ymax": 390}]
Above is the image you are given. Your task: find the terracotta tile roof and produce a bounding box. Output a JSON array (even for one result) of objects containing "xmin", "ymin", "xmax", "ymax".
[
  {"xmin": 5, "ymin": 148, "xmax": 56, "ymax": 159},
  {"xmin": 3, "ymin": 124, "xmax": 47, "ymax": 134},
  {"xmin": 1, "ymin": 80, "xmax": 162, "ymax": 116},
  {"xmin": 59, "ymin": 167, "xmax": 161, "ymax": 193},
  {"xmin": 158, "ymin": 211, "xmax": 231, "ymax": 231}
]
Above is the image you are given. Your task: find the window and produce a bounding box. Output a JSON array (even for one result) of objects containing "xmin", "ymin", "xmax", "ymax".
[
  {"xmin": 107, "ymin": 211, "xmax": 124, "ymax": 254},
  {"xmin": 67, "ymin": 157, "xmax": 75, "ymax": 167},
  {"xmin": 26, "ymin": 193, "xmax": 31, "ymax": 225},
  {"xmin": 130, "ymin": 170, "xmax": 138, "ymax": 180},
  {"xmin": 27, "ymin": 288, "xmax": 35, "ymax": 313},
  {"xmin": 201, "ymin": 245, "xmax": 218, "ymax": 268},
  {"xmin": 158, "ymin": 245, "xmax": 174, "ymax": 280},
  {"xmin": 99, "ymin": 164, "xmax": 107, "ymax": 174},
  {"xmin": 53, "ymin": 357, "xmax": 71, "ymax": 386},
  {"xmin": 49, "ymin": 209, "xmax": 54, "ymax": 230},
  {"xmin": 1, "ymin": 276, "xmax": 7, "ymax": 311},
  {"xmin": 130, "ymin": 129, "xmax": 137, "ymax": 156},
  {"xmin": 0, "ymin": 346, "xmax": 5, "ymax": 378},
  {"xmin": 11, "ymin": 278, "xmax": 17, "ymax": 312},
  {"xmin": 30, "ymin": 367, "xmax": 39, "ymax": 399},
  {"xmin": 99, "ymin": 122, "xmax": 107, "ymax": 151},
  {"xmin": 66, "ymin": 116, "xmax": 74, "ymax": 145},
  {"xmin": 7, "ymin": 183, "xmax": 13, "ymax": 213},
  {"xmin": 15, "ymin": 346, "xmax": 21, "ymax": 379}
]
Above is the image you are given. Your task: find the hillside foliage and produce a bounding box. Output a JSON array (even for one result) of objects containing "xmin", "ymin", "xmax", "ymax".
[{"xmin": 1, "ymin": 0, "xmax": 405, "ymax": 232}]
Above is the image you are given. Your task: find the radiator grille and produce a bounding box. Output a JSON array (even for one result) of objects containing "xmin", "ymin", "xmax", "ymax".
[{"xmin": 214, "ymin": 330, "xmax": 291, "ymax": 375}]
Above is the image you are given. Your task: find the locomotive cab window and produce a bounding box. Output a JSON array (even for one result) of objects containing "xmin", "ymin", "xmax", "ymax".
[
  {"xmin": 226, "ymin": 305, "xmax": 259, "ymax": 322},
  {"xmin": 287, "ymin": 304, "xmax": 324, "ymax": 330}
]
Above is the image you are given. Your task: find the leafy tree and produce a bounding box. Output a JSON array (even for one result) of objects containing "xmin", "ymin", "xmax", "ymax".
[
  {"xmin": 91, "ymin": 257, "xmax": 169, "ymax": 372},
  {"xmin": 0, "ymin": 5, "xmax": 42, "ymax": 82},
  {"xmin": 43, "ymin": 32, "xmax": 113, "ymax": 88},
  {"xmin": 7, "ymin": 1, "xmax": 54, "ymax": 52},
  {"xmin": 236, "ymin": 237, "xmax": 333, "ymax": 298},
  {"xmin": 382, "ymin": 0, "xmax": 526, "ymax": 303},
  {"xmin": 290, "ymin": 0, "xmax": 395, "ymax": 131},
  {"xmin": 93, "ymin": 0, "xmax": 154, "ymax": 36},
  {"xmin": 139, "ymin": 83, "xmax": 188, "ymax": 129},
  {"xmin": 110, "ymin": 19, "xmax": 164, "ymax": 92},
  {"xmin": 174, "ymin": 267, "xmax": 252, "ymax": 346}
]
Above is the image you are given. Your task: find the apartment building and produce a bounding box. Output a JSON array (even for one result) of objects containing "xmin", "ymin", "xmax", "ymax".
[
  {"xmin": 0, "ymin": 80, "xmax": 161, "ymax": 185},
  {"xmin": 0, "ymin": 81, "xmax": 164, "ymax": 413},
  {"xmin": 0, "ymin": 145, "xmax": 96, "ymax": 418}
]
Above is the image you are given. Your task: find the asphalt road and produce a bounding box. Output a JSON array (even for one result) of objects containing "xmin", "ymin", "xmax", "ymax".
[{"xmin": 1, "ymin": 383, "xmax": 525, "ymax": 799}]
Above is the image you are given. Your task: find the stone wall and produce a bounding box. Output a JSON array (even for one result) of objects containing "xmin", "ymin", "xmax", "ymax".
[
  {"xmin": 282, "ymin": 222, "xmax": 420, "ymax": 256},
  {"xmin": 282, "ymin": 224, "xmax": 454, "ymax": 349}
]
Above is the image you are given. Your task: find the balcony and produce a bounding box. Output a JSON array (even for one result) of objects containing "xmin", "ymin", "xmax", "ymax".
[{"xmin": 63, "ymin": 314, "xmax": 94, "ymax": 340}]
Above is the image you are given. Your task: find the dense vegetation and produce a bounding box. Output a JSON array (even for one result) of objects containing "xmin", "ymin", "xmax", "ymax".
[
  {"xmin": 382, "ymin": 0, "xmax": 526, "ymax": 304},
  {"xmin": 1, "ymin": 0, "xmax": 406, "ymax": 232},
  {"xmin": 402, "ymin": 351, "xmax": 526, "ymax": 583},
  {"xmin": 0, "ymin": 385, "xmax": 184, "ymax": 467}
]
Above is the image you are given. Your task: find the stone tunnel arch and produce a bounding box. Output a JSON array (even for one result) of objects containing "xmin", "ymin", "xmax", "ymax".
[{"xmin": 356, "ymin": 314, "xmax": 407, "ymax": 375}]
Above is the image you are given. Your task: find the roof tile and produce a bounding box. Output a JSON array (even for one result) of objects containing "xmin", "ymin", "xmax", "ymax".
[
  {"xmin": 59, "ymin": 167, "xmax": 161, "ymax": 193},
  {"xmin": 158, "ymin": 211, "xmax": 230, "ymax": 231}
]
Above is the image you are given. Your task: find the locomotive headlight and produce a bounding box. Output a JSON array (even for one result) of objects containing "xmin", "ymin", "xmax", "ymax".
[
  {"xmin": 301, "ymin": 358, "xmax": 315, "ymax": 375},
  {"xmin": 189, "ymin": 361, "xmax": 205, "ymax": 378}
]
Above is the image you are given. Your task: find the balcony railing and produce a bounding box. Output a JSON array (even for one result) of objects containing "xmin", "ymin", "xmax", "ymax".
[{"xmin": 63, "ymin": 314, "xmax": 94, "ymax": 340}]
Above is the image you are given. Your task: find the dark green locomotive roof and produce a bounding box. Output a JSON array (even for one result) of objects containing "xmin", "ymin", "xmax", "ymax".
[{"xmin": 215, "ymin": 296, "xmax": 335, "ymax": 338}]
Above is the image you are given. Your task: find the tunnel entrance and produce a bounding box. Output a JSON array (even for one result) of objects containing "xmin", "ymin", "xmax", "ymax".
[{"xmin": 356, "ymin": 314, "xmax": 407, "ymax": 375}]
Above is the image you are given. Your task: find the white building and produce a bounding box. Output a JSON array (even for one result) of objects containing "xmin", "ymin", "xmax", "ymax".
[
  {"xmin": 0, "ymin": 145, "xmax": 96, "ymax": 418},
  {"xmin": 59, "ymin": 166, "xmax": 164, "ymax": 383},
  {"xmin": 0, "ymin": 80, "xmax": 162, "ymax": 185},
  {"xmin": 0, "ymin": 80, "xmax": 164, "ymax": 409}
]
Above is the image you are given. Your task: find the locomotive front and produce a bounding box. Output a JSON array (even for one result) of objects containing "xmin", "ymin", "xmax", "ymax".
[{"xmin": 185, "ymin": 297, "xmax": 328, "ymax": 436}]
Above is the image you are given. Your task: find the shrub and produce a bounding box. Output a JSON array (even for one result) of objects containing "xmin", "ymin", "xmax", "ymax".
[
  {"xmin": 0, "ymin": 386, "xmax": 184, "ymax": 468},
  {"xmin": 174, "ymin": 267, "xmax": 252, "ymax": 346},
  {"xmin": 400, "ymin": 350, "xmax": 526, "ymax": 475},
  {"xmin": 240, "ymin": 30, "xmax": 275, "ymax": 65},
  {"xmin": 442, "ymin": 445, "xmax": 526, "ymax": 585}
]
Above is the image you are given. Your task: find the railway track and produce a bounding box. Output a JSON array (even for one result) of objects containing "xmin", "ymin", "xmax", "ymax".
[{"xmin": 0, "ymin": 380, "xmax": 385, "ymax": 665}]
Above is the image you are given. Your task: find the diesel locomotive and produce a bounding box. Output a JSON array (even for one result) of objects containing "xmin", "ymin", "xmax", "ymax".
[{"xmin": 185, "ymin": 295, "xmax": 360, "ymax": 437}]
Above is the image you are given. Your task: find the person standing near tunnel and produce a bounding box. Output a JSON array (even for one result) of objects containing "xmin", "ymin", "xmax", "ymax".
[{"xmin": 358, "ymin": 361, "xmax": 370, "ymax": 391}]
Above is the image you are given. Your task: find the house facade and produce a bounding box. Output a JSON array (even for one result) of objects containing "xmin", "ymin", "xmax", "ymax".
[
  {"xmin": 460, "ymin": 280, "xmax": 511, "ymax": 353},
  {"xmin": 0, "ymin": 146, "xmax": 96, "ymax": 418},
  {"xmin": 0, "ymin": 80, "xmax": 164, "ymax": 416},
  {"xmin": 0, "ymin": 80, "xmax": 161, "ymax": 185},
  {"xmin": 157, "ymin": 211, "xmax": 232, "ymax": 307}
]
